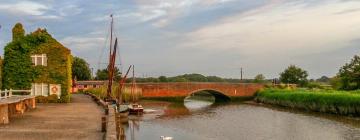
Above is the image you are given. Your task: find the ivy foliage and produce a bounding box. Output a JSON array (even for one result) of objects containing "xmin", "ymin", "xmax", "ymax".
[
  {"xmin": 2, "ymin": 23, "xmax": 72, "ymax": 102},
  {"xmin": 12, "ymin": 23, "xmax": 25, "ymax": 41},
  {"xmin": 0, "ymin": 56, "xmax": 2, "ymax": 88}
]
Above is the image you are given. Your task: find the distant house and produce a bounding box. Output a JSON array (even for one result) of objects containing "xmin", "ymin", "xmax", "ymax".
[
  {"xmin": 2, "ymin": 23, "xmax": 72, "ymax": 102},
  {"xmin": 73, "ymin": 81, "xmax": 105, "ymax": 92}
]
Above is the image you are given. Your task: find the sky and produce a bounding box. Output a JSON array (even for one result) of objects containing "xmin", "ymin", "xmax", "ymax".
[{"xmin": 0, "ymin": 0, "xmax": 359, "ymax": 79}]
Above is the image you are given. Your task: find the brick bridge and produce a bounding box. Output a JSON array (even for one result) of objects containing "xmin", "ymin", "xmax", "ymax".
[{"xmin": 134, "ymin": 83, "xmax": 264, "ymax": 102}]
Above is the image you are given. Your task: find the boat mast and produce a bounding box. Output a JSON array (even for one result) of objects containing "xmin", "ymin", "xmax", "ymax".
[
  {"xmin": 106, "ymin": 14, "xmax": 115, "ymax": 100},
  {"xmin": 109, "ymin": 14, "xmax": 113, "ymax": 64},
  {"xmin": 106, "ymin": 38, "xmax": 118, "ymax": 100},
  {"xmin": 131, "ymin": 65, "xmax": 135, "ymax": 103}
]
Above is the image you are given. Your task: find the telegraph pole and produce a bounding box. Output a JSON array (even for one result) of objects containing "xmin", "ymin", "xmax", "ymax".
[{"xmin": 240, "ymin": 67, "xmax": 243, "ymax": 81}]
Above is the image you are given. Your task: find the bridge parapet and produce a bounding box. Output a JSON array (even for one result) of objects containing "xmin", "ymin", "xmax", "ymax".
[{"xmin": 135, "ymin": 83, "xmax": 264, "ymax": 101}]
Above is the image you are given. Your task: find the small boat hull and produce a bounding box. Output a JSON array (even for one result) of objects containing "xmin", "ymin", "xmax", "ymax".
[
  {"xmin": 128, "ymin": 104, "xmax": 144, "ymax": 115},
  {"xmin": 129, "ymin": 108, "xmax": 144, "ymax": 115}
]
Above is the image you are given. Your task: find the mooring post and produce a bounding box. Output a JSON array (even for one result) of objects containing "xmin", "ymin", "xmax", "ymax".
[
  {"xmin": 101, "ymin": 116, "xmax": 107, "ymax": 132},
  {"xmin": 105, "ymin": 106, "xmax": 109, "ymax": 115}
]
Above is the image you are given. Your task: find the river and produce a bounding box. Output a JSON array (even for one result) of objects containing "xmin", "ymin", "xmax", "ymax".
[{"xmin": 121, "ymin": 98, "xmax": 360, "ymax": 140}]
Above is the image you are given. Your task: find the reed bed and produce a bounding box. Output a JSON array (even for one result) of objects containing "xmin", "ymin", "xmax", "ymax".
[
  {"xmin": 255, "ymin": 88, "xmax": 360, "ymax": 116},
  {"xmin": 85, "ymin": 85, "xmax": 142, "ymax": 103}
]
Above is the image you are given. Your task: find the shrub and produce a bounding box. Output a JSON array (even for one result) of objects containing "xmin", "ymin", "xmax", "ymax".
[
  {"xmin": 306, "ymin": 82, "xmax": 324, "ymax": 89},
  {"xmin": 58, "ymin": 94, "xmax": 71, "ymax": 103},
  {"xmin": 47, "ymin": 94, "xmax": 59, "ymax": 103},
  {"xmin": 36, "ymin": 96, "xmax": 48, "ymax": 103}
]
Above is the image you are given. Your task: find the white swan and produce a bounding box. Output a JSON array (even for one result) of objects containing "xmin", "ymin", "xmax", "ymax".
[{"xmin": 160, "ymin": 136, "xmax": 173, "ymax": 140}]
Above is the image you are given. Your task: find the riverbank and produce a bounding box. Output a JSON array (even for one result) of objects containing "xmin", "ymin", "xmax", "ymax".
[
  {"xmin": 0, "ymin": 94, "xmax": 104, "ymax": 140},
  {"xmin": 255, "ymin": 89, "xmax": 360, "ymax": 116}
]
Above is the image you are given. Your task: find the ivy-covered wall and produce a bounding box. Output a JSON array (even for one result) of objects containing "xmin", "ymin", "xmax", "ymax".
[
  {"xmin": 2, "ymin": 23, "xmax": 72, "ymax": 102},
  {"xmin": 0, "ymin": 56, "xmax": 2, "ymax": 88}
]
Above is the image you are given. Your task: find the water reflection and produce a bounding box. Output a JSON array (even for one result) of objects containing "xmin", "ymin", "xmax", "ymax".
[
  {"xmin": 120, "ymin": 98, "xmax": 360, "ymax": 140},
  {"xmin": 184, "ymin": 93, "xmax": 215, "ymax": 112}
]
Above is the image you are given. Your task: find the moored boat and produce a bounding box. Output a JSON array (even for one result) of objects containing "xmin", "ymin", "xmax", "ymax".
[
  {"xmin": 128, "ymin": 103, "xmax": 144, "ymax": 115},
  {"xmin": 128, "ymin": 65, "xmax": 144, "ymax": 115}
]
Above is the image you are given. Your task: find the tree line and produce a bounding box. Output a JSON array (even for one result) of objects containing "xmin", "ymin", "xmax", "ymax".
[{"xmin": 72, "ymin": 54, "xmax": 360, "ymax": 90}]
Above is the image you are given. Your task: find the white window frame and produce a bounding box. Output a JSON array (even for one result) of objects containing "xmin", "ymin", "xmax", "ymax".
[
  {"xmin": 31, "ymin": 54, "xmax": 47, "ymax": 66},
  {"xmin": 32, "ymin": 83, "xmax": 49, "ymax": 96}
]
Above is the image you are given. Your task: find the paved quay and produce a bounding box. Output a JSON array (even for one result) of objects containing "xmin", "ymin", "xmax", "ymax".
[{"xmin": 0, "ymin": 94, "xmax": 104, "ymax": 140}]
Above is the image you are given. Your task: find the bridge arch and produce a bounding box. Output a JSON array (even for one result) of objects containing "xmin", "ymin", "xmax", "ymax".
[{"xmin": 187, "ymin": 89, "xmax": 231, "ymax": 103}]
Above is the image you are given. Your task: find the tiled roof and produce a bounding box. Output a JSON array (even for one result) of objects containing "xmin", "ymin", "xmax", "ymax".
[{"xmin": 76, "ymin": 81, "xmax": 106, "ymax": 85}]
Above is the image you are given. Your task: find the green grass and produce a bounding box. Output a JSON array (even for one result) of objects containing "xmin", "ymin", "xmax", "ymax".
[{"xmin": 255, "ymin": 88, "xmax": 360, "ymax": 116}]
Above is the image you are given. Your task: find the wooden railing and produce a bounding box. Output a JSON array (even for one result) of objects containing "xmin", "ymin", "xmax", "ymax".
[{"xmin": 0, "ymin": 89, "xmax": 32, "ymax": 100}]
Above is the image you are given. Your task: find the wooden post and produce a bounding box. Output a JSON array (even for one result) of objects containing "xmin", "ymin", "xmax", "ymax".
[
  {"xmin": 0, "ymin": 104, "xmax": 9, "ymax": 124},
  {"xmin": 4, "ymin": 89, "xmax": 7, "ymax": 98},
  {"xmin": 9, "ymin": 89, "xmax": 12, "ymax": 97},
  {"xmin": 105, "ymin": 107, "xmax": 109, "ymax": 115},
  {"xmin": 101, "ymin": 116, "xmax": 107, "ymax": 132},
  {"xmin": 118, "ymin": 127, "xmax": 126, "ymax": 140}
]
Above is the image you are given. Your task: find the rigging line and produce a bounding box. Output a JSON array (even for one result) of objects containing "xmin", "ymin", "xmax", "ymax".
[
  {"xmin": 112, "ymin": 16, "xmax": 123, "ymax": 73},
  {"xmin": 116, "ymin": 38, "xmax": 123, "ymax": 73},
  {"xmin": 97, "ymin": 21, "xmax": 111, "ymax": 70},
  {"xmin": 109, "ymin": 15, "xmax": 125, "ymax": 75}
]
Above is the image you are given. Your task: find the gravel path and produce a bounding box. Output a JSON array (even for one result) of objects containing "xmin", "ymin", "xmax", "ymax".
[{"xmin": 0, "ymin": 94, "xmax": 104, "ymax": 140}]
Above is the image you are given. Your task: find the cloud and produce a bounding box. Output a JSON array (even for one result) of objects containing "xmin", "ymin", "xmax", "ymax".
[
  {"xmin": 181, "ymin": 0, "xmax": 360, "ymax": 57},
  {"xmin": 61, "ymin": 36, "xmax": 105, "ymax": 51},
  {"xmin": 59, "ymin": 5, "xmax": 83, "ymax": 16},
  {"xmin": 0, "ymin": 1, "xmax": 49, "ymax": 16},
  {"xmin": 34, "ymin": 15, "xmax": 62, "ymax": 20},
  {"xmin": 116, "ymin": 0, "xmax": 238, "ymax": 28},
  {"xmin": 334, "ymin": 8, "xmax": 360, "ymax": 15}
]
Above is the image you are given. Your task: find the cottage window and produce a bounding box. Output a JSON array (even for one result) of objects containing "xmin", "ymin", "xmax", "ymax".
[
  {"xmin": 31, "ymin": 54, "xmax": 47, "ymax": 66},
  {"xmin": 31, "ymin": 83, "xmax": 49, "ymax": 96}
]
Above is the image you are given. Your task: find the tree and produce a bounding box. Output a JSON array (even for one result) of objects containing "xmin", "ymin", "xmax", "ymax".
[
  {"xmin": 253, "ymin": 74, "xmax": 265, "ymax": 83},
  {"xmin": 330, "ymin": 76, "xmax": 342, "ymax": 90},
  {"xmin": 95, "ymin": 67, "xmax": 121, "ymax": 81},
  {"xmin": 175, "ymin": 73, "xmax": 208, "ymax": 82},
  {"xmin": 206, "ymin": 76, "xmax": 225, "ymax": 82},
  {"xmin": 316, "ymin": 76, "xmax": 330, "ymax": 83},
  {"xmin": 72, "ymin": 57, "xmax": 91, "ymax": 80},
  {"xmin": 159, "ymin": 76, "xmax": 168, "ymax": 82},
  {"xmin": 337, "ymin": 55, "xmax": 360, "ymax": 90},
  {"xmin": 280, "ymin": 65, "xmax": 309, "ymax": 86}
]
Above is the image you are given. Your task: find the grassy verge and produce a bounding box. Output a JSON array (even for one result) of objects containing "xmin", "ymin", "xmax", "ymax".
[{"xmin": 255, "ymin": 88, "xmax": 360, "ymax": 116}]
